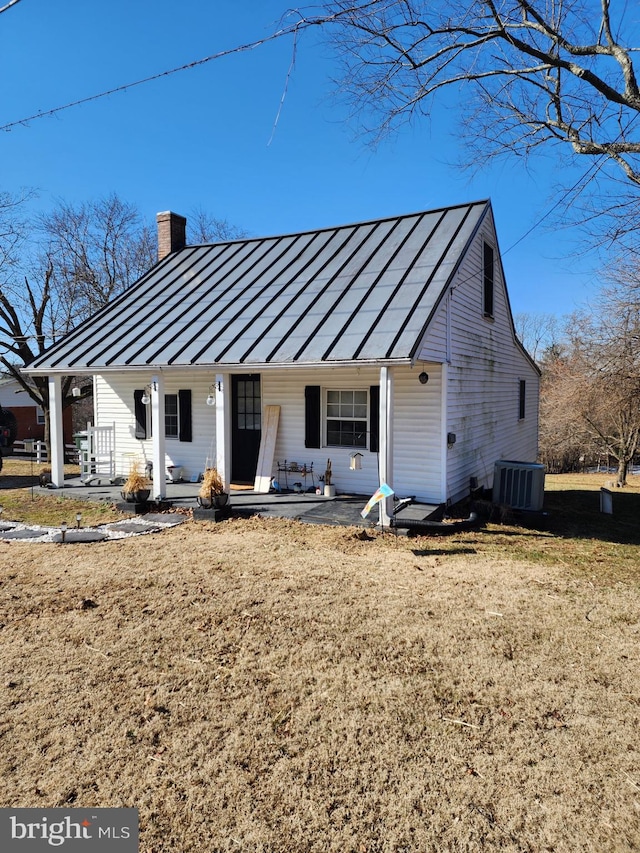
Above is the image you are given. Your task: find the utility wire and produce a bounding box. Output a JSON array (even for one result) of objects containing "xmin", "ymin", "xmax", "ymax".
[
  {"xmin": 0, "ymin": 12, "xmax": 333, "ymax": 133},
  {"xmin": 0, "ymin": 0, "xmax": 23, "ymax": 14}
]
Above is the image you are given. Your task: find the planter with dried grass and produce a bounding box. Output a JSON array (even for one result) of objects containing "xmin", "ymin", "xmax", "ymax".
[
  {"xmin": 121, "ymin": 463, "xmax": 151, "ymax": 503},
  {"xmin": 197, "ymin": 467, "xmax": 229, "ymax": 509}
]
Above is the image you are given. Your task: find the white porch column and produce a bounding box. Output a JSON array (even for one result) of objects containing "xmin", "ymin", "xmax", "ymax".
[
  {"xmin": 215, "ymin": 373, "xmax": 231, "ymax": 489},
  {"xmin": 48, "ymin": 375, "xmax": 65, "ymax": 488},
  {"xmin": 151, "ymin": 373, "xmax": 166, "ymax": 499},
  {"xmin": 378, "ymin": 365, "xmax": 394, "ymax": 527}
]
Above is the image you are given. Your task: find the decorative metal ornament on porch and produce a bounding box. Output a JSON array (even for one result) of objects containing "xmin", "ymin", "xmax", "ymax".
[
  {"xmin": 324, "ymin": 458, "xmax": 335, "ymax": 497},
  {"xmin": 350, "ymin": 452, "xmax": 363, "ymax": 471}
]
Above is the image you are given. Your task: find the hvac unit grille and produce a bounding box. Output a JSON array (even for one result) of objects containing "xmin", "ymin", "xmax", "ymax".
[{"xmin": 493, "ymin": 461, "xmax": 545, "ymax": 511}]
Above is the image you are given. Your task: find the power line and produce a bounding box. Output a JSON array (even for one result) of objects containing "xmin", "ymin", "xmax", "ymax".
[
  {"xmin": 0, "ymin": 11, "xmax": 335, "ymax": 133},
  {"xmin": 0, "ymin": 0, "xmax": 23, "ymax": 15}
]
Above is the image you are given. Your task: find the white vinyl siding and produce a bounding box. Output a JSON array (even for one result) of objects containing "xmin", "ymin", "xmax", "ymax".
[
  {"xmin": 437, "ymin": 216, "xmax": 539, "ymax": 503},
  {"xmin": 94, "ymin": 372, "xmax": 215, "ymax": 480}
]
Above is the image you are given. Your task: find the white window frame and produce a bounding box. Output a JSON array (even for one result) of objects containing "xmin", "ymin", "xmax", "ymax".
[
  {"xmin": 324, "ymin": 388, "xmax": 369, "ymax": 449},
  {"xmin": 164, "ymin": 393, "xmax": 179, "ymax": 439}
]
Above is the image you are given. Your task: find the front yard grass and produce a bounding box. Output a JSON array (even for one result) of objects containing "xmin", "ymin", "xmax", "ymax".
[{"xmin": 0, "ymin": 465, "xmax": 638, "ymax": 851}]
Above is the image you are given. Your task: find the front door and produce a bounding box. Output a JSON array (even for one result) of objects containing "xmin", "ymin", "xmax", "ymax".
[{"xmin": 231, "ymin": 374, "xmax": 262, "ymax": 484}]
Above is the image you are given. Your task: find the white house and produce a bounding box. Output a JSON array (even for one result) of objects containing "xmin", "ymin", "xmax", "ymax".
[{"xmin": 25, "ymin": 201, "xmax": 539, "ymax": 522}]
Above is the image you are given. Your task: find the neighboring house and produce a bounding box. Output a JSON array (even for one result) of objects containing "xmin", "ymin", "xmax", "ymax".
[
  {"xmin": 25, "ymin": 201, "xmax": 540, "ymax": 521},
  {"xmin": 0, "ymin": 376, "xmax": 73, "ymax": 444}
]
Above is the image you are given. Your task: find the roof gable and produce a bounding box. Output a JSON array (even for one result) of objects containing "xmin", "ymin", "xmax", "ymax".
[{"xmin": 27, "ymin": 201, "xmax": 490, "ymax": 373}]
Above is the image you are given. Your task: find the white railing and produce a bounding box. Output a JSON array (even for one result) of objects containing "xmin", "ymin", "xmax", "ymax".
[{"xmin": 10, "ymin": 439, "xmax": 79, "ymax": 464}]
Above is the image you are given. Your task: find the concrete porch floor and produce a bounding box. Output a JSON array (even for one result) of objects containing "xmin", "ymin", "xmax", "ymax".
[
  {"xmin": 33, "ymin": 475, "xmax": 443, "ymax": 529},
  {"xmin": 35, "ymin": 476, "xmax": 380, "ymax": 527}
]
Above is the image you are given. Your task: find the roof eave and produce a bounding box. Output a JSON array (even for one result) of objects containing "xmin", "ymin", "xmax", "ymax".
[{"xmin": 23, "ymin": 356, "xmax": 415, "ymax": 377}]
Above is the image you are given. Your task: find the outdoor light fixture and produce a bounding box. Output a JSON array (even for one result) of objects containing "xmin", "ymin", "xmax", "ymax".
[
  {"xmin": 418, "ymin": 371, "xmax": 429, "ymax": 385},
  {"xmin": 60, "ymin": 521, "xmax": 67, "ymax": 543},
  {"xmin": 76, "ymin": 512, "xmax": 82, "ymax": 528},
  {"xmin": 141, "ymin": 384, "xmax": 152, "ymax": 405},
  {"xmin": 206, "ymin": 381, "xmax": 222, "ymax": 406}
]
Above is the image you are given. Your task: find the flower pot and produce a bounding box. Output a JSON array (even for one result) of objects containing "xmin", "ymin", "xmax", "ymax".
[
  {"xmin": 197, "ymin": 492, "xmax": 229, "ymax": 509},
  {"xmin": 121, "ymin": 489, "xmax": 150, "ymax": 504},
  {"xmin": 324, "ymin": 484, "xmax": 336, "ymax": 497}
]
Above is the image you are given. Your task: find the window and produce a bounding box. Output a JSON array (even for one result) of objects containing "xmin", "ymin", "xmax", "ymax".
[
  {"xmin": 134, "ymin": 389, "xmax": 192, "ymax": 442},
  {"xmin": 235, "ymin": 378, "xmax": 261, "ymax": 431},
  {"xmin": 36, "ymin": 407, "xmax": 45, "ymax": 425},
  {"xmin": 519, "ymin": 379, "xmax": 526, "ymax": 420},
  {"xmin": 483, "ymin": 241, "xmax": 494, "ymax": 317},
  {"xmin": 165, "ymin": 394, "xmax": 179, "ymax": 438},
  {"xmin": 326, "ymin": 389, "xmax": 368, "ymax": 447}
]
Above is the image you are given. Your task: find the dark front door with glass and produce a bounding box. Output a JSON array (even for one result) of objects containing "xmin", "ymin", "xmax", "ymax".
[{"xmin": 231, "ymin": 374, "xmax": 261, "ymax": 484}]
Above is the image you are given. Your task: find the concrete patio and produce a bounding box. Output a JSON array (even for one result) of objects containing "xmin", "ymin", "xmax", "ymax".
[
  {"xmin": 31, "ymin": 475, "xmax": 444, "ymax": 530},
  {"xmin": 33, "ymin": 475, "xmax": 380, "ymax": 527}
]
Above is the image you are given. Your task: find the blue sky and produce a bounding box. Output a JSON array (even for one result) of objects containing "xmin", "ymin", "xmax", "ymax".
[{"xmin": 0, "ymin": 0, "xmax": 607, "ymax": 318}]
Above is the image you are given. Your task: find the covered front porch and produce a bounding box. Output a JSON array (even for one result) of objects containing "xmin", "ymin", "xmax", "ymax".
[{"xmin": 44, "ymin": 365, "xmax": 412, "ymax": 527}]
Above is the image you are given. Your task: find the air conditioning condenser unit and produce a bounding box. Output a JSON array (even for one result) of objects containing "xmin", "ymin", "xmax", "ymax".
[{"xmin": 493, "ymin": 460, "xmax": 545, "ymax": 511}]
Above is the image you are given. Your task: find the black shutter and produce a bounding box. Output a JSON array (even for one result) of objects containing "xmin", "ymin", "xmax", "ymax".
[
  {"xmin": 369, "ymin": 385, "xmax": 380, "ymax": 453},
  {"xmin": 178, "ymin": 390, "xmax": 192, "ymax": 442},
  {"xmin": 134, "ymin": 390, "xmax": 148, "ymax": 439},
  {"xmin": 304, "ymin": 385, "xmax": 321, "ymax": 449}
]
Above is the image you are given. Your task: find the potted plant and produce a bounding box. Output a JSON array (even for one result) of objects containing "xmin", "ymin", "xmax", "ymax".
[
  {"xmin": 197, "ymin": 467, "xmax": 229, "ymax": 509},
  {"xmin": 120, "ymin": 462, "xmax": 151, "ymax": 504}
]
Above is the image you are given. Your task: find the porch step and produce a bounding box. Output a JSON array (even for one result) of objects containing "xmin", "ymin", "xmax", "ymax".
[{"xmin": 393, "ymin": 502, "xmax": 444, "ymax": 522}]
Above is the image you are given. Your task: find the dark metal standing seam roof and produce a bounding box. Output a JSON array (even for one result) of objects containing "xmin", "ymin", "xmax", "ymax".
[{"xmin": 26, "ymin": 201, "xmax": 490, "ymax": 373}]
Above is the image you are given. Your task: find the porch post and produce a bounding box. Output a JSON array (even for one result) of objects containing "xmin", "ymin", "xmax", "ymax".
[
  {"xmin": 378, "ymin": 365, "xmax": 394, "ymax": 527},
  {"xmin": 215, "ymin": 372, "xmax": 231, "ymax": 489},
  {"xmin": 151, "ymin": 373, "xmax": 166, "ymax": 499},
  {"xmin": 48, "ymin": 375, "xmax": 65, "ymax": 488}
]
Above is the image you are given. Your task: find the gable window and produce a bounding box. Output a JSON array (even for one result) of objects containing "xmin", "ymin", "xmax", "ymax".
[
  {"xmin": 326, "ymin": 389, "xmax": 368, "ymax": 448},
  {"xmin": 483, "ymin": 241, "xmax": 494, "ymax": 318},
  {"xmin": 518, "ymin": 379, "xmax": 526, "ymax": 420}
]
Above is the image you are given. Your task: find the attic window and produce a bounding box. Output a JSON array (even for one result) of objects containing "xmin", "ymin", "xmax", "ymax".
[{"xmin": 483, "ymin": 241, "xmax": 494, "ymax": 318}]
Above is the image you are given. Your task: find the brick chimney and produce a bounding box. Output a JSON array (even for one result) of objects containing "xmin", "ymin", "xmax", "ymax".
[{"xmin": 156, "ymin": 211, "xmax": 187, "ymax": 261}]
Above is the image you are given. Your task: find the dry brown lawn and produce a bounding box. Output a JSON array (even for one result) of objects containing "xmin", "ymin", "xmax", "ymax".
[{"xmin": 1, "ymin": 511, "xmax": 639, "ymax": 852}]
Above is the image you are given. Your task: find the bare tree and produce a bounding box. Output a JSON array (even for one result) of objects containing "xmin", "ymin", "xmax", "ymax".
[
  {"xmin": 0, "ymin": 260, "xmax": 77, "ymax": 447},
  {"xmin": 187, "ymin": 206, "xmax": 248, "ymax": 244},
  {"xmin": 318, "ymin": 2, "xmax": 640, "ymax": 184},
  {"xmin": 554, "ymin": 279, "xmax": 640, "ymax": 484},
  {"xmin": 514, "ymin": 311, "xmax": 560, "ymax": 364},
  {"xmin": 40, "ymin": 194, "xmax": 156, "ymax": 331}
]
